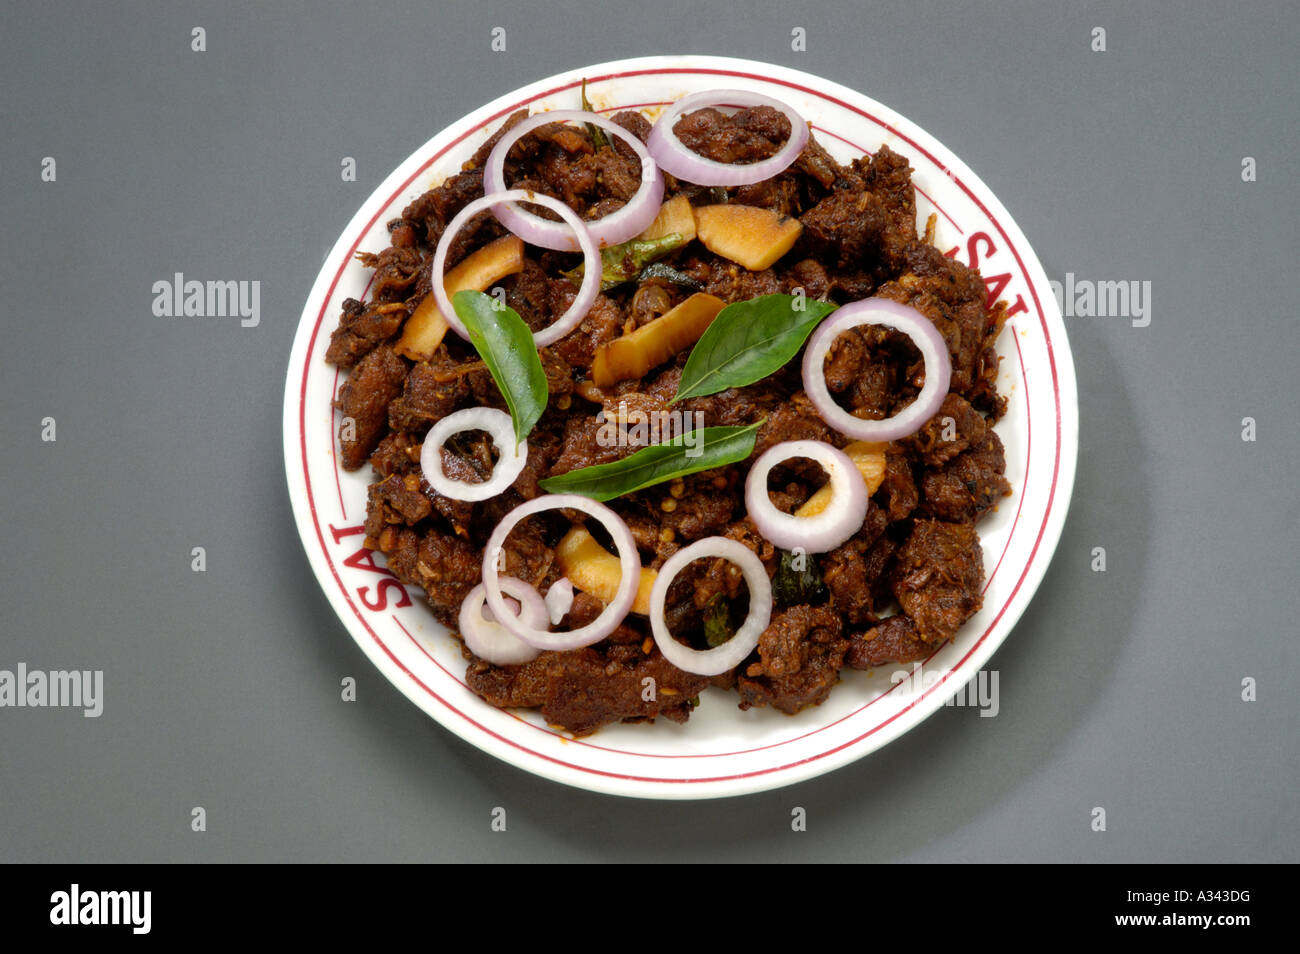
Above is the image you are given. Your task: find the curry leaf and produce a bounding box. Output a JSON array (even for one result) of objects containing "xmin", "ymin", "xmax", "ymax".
[
  {"xmin": 452, "ymin": 290, "xmax": 548, "ymax": 446},
  {"xmin": 637, "ymin": 262, "xmax": 704, "ymax": 290},
  {"xmin": 703, "ymin": 594, "xmax": 736, "ymax": 648},
  {"xmin": 772, "ymin": 549, "xmax": 827, "ymax": 608},
  {"xmin": 538, "ymin": 421, "xmax": 762, "ymax": 502},
  {"xmin": 671, "ymin": 294, "xmax": 838, "ymax": 403},
  {"xmin": 562, "ymin": 233, "xmax": 688, "ymax": 290},
  {"xmin": 580, "ymin": 78, "xmax": 609, "ymax": 150}
]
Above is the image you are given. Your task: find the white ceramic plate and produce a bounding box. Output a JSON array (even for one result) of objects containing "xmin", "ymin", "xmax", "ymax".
[{"xmin": 283, "ymin": 55, "xmax": 1078, "ymax": 799}]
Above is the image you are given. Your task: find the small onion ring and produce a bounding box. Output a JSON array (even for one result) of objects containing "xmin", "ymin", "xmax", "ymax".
[
  {"xmin": 420, "ymin": 407, "xmax": 528, "ymax": 502},
  {"xmin": 802, "ymin": 297, "xmax": 952, "ymax": 442},
  {"xmin": 648, "ymin": 537, "xmax": 773, "ymax": 677},
  {"xmin": 458, "ymin": 580, "xmax": 546, "ymax": 666},
  {"xmin": 645, "ymin": 89, "xmax": 810, "ymax": 186},
  {"xmin": 744, "ymin": 440, "xmax": 869, "ymax": 553},
  {"xmin": 482, "ymin": 494, "xmax": 639, "ymax": 651},
  {"xmin": 432, "ymin": 188, "xmax": 601, "ymax": 347},
  {"xmin": 483, "ymin": 110, "xmax": 664, "ymax": 250}
]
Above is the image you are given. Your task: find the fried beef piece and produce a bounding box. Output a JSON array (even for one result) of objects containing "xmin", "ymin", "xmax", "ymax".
[
  {"xmin": 672, "ymin": 105, "xmax": 792, "ymax": 164},
  {"xmin": 820, "ymin": 506, "xmax": 890, "ymax": 624},
  {"xmin": 820, "ymin": 322, "xmax": 870, "ymax": 395},
  {"xmin": 558, "ymin": 591, "xmax": 607, "ymax": 629},
  {"xmin": 737, "ymin": 605, "xmax": 848, "ymax": 714},
  {"xmin": 891, "ymin": 519, "xmax": 985, "ymax": 643},
  {"xmin": 877, "ymin": 243, "xmax": 1006, "ymax": 416},
  {"xmin": 795, "ymin": 133, "xmax": 863, "ymax": 194},
  {"xmin": 622, "ymin": 512, "xmax": 679, "ymax": 565},
  {"xmin": 356, "ymin": 245, "xmax": 423, "ymax": 302},
  {"xmin": 783, "ymin": 258, "xmax": 834, "ymax": 300},
  {"xmin": 462, "ymin": 108, "xmax": 529, "ymax": 171},
  {"xmin": 326, "ymin": 297, "xmax": 406, "ymax": 368},
  {"xmin": 818, "ymin": 299, "xmax": 936, "ymax": 422},
  {"xmin": 550, "ymin": 411, "xmax": 626, "ymax": 476},
  {"xmin": 683, "ymin": 254, "xmax": 785, "ymax": 303},
  {"xmin": 366, "ymin": 473, "xmax": 432, "ymax": 532},
  {"xmin": 753, "ymin": 393, "xmax": 836, "ymax": 457},
  {"xmin": 822, "ymin": 538, "xmax": 875, "ymax": 625},
  {"xmin": 543, "ymin": 651, "xmax": 709, "ymax": 734},
  {"xmin": 723, "ymin": 518, "xmax": 779, "ymax": 571},
  {"xmin": 659, "ymin": 490, "xmax": 736, "ymax": 541},
  {"xmin": 388, "ymin": 218, "xmax": 418, "ymax": 248},
  {"xmin": 911, "ymin": 395, "xmax": 1011, "ymax": 522},
  {"xmin": 799, "ymin": 189, "xmax": 888, "ymax": 270},
  {"xmin": 387, "ymin": 354, "xmax": 469, "ymax": 434},
  {"xmin": 609, "ymin": 110, "xmax": 652, "ymax": 143},
  {"xmin": 855, "ymin": 144, "xmax": 919, "ymax": 271},
  {"xmin": 337, "ymin": 344, "xmax": 407, "ymax": 470},
  {"xmin": 442, "ymin": 210, "xmax": 510, "ymax": 275},
  {"xmin": 496, "ymin": 519, "xmax": 556, "ymax": 592},
  {"xmin": 368, "ymin": 430, "xmax": 420, "ymax": 478},
  {"xmin": 551, "ymin": 292, "xmax": 624, "ymax": 369},
  {"xmin": 919, "ymin": 463, "xmax": 1005, "ymax": 523},
  {"xmin": 528, "ymin": 142, "xmax": 599, "ymax": 211},
  {"xmin": 584, "ymin": 148, "xmax": 642, "ymax": 203},
  {"xmin": 877, "ymin": 449, "xmax": 919, "ymax": 522},
  {"xmin": 503, "ymin": 259, "xmax": 561, "ymax": 333},
  {"xmin": 845, "ymin": 615, "xmax": 939, "ymax": 669},
  {"xmin": 464, "ymin": 363, "xmax": 509, "ymax": 413},
  {"xmin": 510, "ymin": 429, "xmax": 561, "ymax": 501},
  {"xmin": 492, "ymin": 116, "xmax": 647, "ymax": 223},
  {"xmin": 382, "ymin": 527, "xmax": 481, "ymax": 626},
  {"xmin": 539, "ymin": 348, "xmax": 574, "ymax": 398},
  {"xmin": 678, "ymin": 374, "xmax": 789, "ymax": 430},
  {"xmin": 399, "ymin": 169, "xmax": 487, "ymax": 247},
  {"xmin": 908, "ymin": 393, "xmax": 989, "ymax": 467},
  {"xmin": 466, "ymin": 649, "xmax": 710, "ymax": 736},
  {"xmin": 464, "ymin": 654, "xmax": 552, "ymax": 709},
  {"xmin": 730, "ymin": 174, "xmax": 801, "ymax": 217},
  {"xmin": 421, "ymin": 445, "xmax": 484, "ymax": 533}
]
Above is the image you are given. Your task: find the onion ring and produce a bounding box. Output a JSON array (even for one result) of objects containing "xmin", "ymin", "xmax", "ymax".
[
  {"xmin": 483, "ymin": 110, "xmax": 664, "ymax": 250},
  {"xmin": 744, "ymin": 440, "xmax": 869, "ymax": 553},
  {"xmin": 801, "ymin": 297, "xmax": 952, "ymax": 442},
  {"xmin": 458, "ymin": 579, "xmax": 546, "ymax": 666},
  {"xmin": 482, "ymin": 494, "xmax": 639, "ymax": 651},
  {"xmin": 420, "ymin": 407, "xmax": 528, "ymax": 502},
  {"xmin": 648, "ymin": 537, "xmax": 773, "ymax": 677},
  {"xmin": 645, "ymin": 89, "xmax": 810, "ymax": 186},
  {"xmin": 432, "ymin": 189, "xmax": 601, "ymax": 347}
]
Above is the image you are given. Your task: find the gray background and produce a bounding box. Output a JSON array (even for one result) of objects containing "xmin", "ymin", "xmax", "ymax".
[{"xmin": 2, "ymin": 0, "xmax": 1296, "ymax": 862}]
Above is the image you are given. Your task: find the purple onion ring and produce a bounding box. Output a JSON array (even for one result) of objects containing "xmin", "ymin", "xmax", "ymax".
[
  {"xmin": 801, "ymin": 297, "xmax": 952, "ymax": 442},
  {"xmin": 458, "ymin": 579, "xmax": 546, "ymax": 666},
  {"xmin": 431, "ymin": 189, "xmax": 601, "ymax": 347},
  {"xmin": 483, "ymin": 110, "xmax": 664, "ymax": 250},
  {"xmin": 481, "ymin": 494, "xmax": 639, "ymax": 651},
  {"xmin": 421, "ymin": 407, "xmax": 528, "ymax": 502},
  {"xmin": 744, "ymin": 440, "xmax": 870, "ymax": 553},
  {"xmin": 648, "ymin": 537, "xmax": 773, "ymax": 677},
  {"xmin": 645, "ymin": 89, "xmax": 810, "ymax": 187}
]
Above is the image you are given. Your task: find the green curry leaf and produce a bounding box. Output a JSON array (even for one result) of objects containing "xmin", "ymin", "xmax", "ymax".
[
  {"xmin": 671, "ymin": 293, "xmax": 838, "ymax": 403},
  {"xmin": 562, "ymin": 233, "xmax": 689, "ymax": 290},
  {"xmin": 451, "ymin": 290, "xmax": 548, "ymax": 447},
  {"xmin": 538, "ymin": 421, "xmax": 762, "ymax": 502}
]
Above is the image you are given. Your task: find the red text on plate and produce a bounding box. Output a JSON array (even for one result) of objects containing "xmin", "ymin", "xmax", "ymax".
[
  {"xmin": 328, "ymin": 523, "xmax": 414, "ymax": 612},
  {"xmin": 944, "ymin": 232, "xmax": 1028, "ymax": 319}
]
